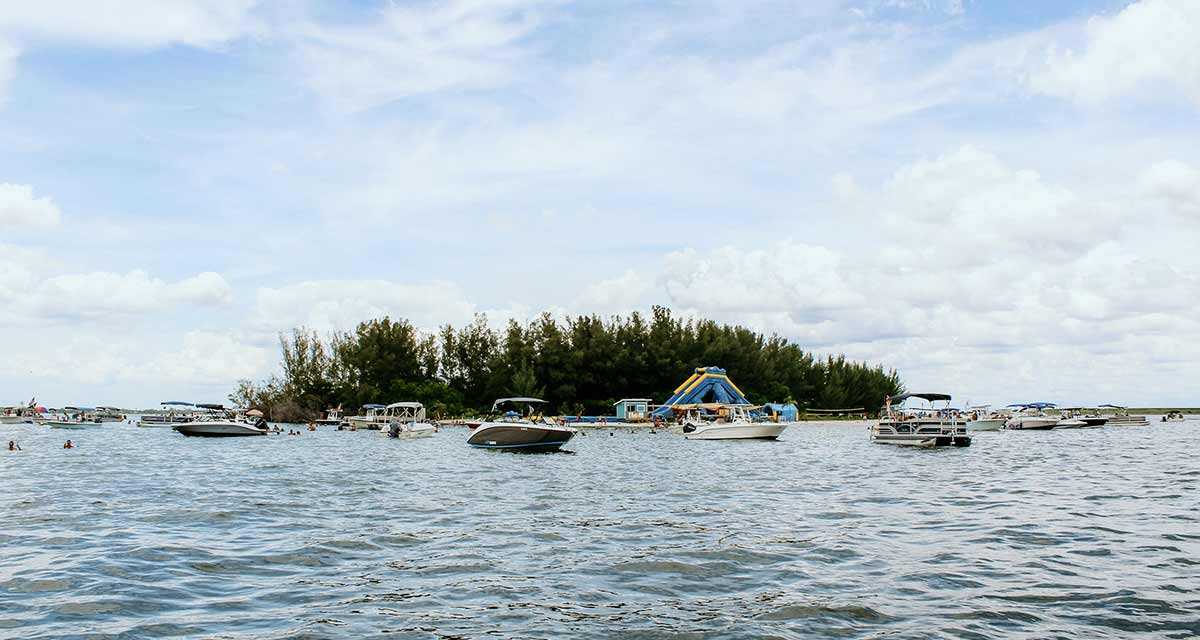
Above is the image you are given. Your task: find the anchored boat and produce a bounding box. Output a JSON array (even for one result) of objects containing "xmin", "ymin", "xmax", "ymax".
[
  {"xmin": 174, "ymin": 405, "xmax": 269, "ymax": 437},
  {"xmin": 1099, "ymin": 404, "xmax": 1149, "ymax": 426},
  {"xmin": 1005, "ymin": 403, "xmax": 1059, "ymax": 430},
  {"xmin": 964, "ymin": 405, "xmax": 1006, "ymax": 432},
  {"xmin": 674, "ymin": 403, "xmax": 788, "ymax": 440},
  {"xmin": 467, "ymin": 398, "xmax": 576, "ymax": 452},
  {"xmin": 872, "ymin": 393, "xmax": 971, "ymax": 447},
  {"xmin": 381, "ymin": 402, "xmax": 438, "ymax": 439}
]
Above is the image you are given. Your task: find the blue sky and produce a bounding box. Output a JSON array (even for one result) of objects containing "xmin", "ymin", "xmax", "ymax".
[{"xmin": 2, "ymin": 0, "xmax": 1199, "ymax": 408}]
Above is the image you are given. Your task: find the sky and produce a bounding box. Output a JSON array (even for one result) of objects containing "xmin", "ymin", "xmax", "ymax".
[{"xmin": 2, "ymin": 0, "xmax": 1199, "ymax": 409}]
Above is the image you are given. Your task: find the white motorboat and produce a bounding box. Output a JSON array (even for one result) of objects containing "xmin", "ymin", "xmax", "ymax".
[
  {"xmin": 964, "ymin": 405, "xmax": 1005, "ymax": 432},
  {"xmin": 674, "ymin": 404, "xmax": 787, "ymax": 440},
  {"xmin": 95, "ymin": 407, "xmax": 126, "ymax": 423},
  {"xmin": 381, "ymin": 402, "xmax": 438, "ymax": 439},
  {"xmin": 1160, "ymin": 411, "xmax": 1185, "ymax": 423},
  {"xmin": 872, "ymin": 393, "xmax": 971, "ymax": 447},
  {"xmin": 174, "ymin": 405, "xmax": 268, "ymax": 437},
  {"xmin": 1004, "ymin": 403, "xmax": 1059, "ymax": 430},
  {"xmin": 2, "ymin": 400, "xmax": 38, "ymax": 424},
  {"xmin": 347, "ymin": 404, "xmax": 388, "ymax": 430},
  {"xmin": 467, "ymin": 398, "xmax": 576, "ymax": 452},
  {"xmin": 45, "ymin": 407, "xmax": 103, "ymax": 429}
]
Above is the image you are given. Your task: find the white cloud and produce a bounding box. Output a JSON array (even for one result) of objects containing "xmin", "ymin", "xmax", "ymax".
[
  {"xmin": 0, "ymin": 266, "xmax": 232, "ymax": 323},
  {"xmin": 1140, "ymin": 160, "xmax": 1200, "ymax": 216},
  {"xmin": 252, "ymin": 279, "xmax": 479, "ymax": 332},
  {"xmin": 1028, "ymin": 0, "xmax": 1200, "ymax": 105},
  {"xmin": 0, "ymin": 183, "xmax": 61, "ymax": 230},
  {"xmin": 295, "ymin": 0, "xmax": 552, "ymax": 112},
  {"xmin": 0, "ymin": 329, "xmax": 269, "ymax": 386},
  {"xmin": 574, "ymin": 269, "xmax": 654, "ymax": 312},
  {"xmin": 0, "ymin": 1, "xmax": 262, "ymax": 49}
]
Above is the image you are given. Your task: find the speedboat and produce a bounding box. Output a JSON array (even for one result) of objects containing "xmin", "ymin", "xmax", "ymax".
[
  {"xmin": 1161, "ymin": 411, "xmax": 1185, "ymax": 422},
  {"xmin": 964, "ymin": 405, "xmax": 1006, "ymax": 432},
  {"xmin": 1059, "ymin": 408, "xmax": 1108, "ymax": 428},
  {"xmin": 674, "ymin": 404, "xmax": 787, "ymax": 440},
  {"xmin": 467, "ymin": 398, "xmax": 576, "ymax": 452},
  {"xmin": 381, "ymin": 402, "xmax": 438, "ymax": 439},
  {"xmin": 872, "ymin": 393, "xmax": 971, "ymax": 447},
  {"xmin": 1005, "ymin": 403, "xmax": 1059, "ymax": 430},
  {"xmin": 174, "ymin": 405, "xmax": 268, "ymax": 437}
]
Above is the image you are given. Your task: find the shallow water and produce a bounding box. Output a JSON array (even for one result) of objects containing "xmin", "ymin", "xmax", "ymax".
[{"xmin": 2, "ymin": 419, "xmax": 1198, "ymax": 639}]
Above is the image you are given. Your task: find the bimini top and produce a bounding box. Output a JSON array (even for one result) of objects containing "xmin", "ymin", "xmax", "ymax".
[
  {"xmin": 196, "ymin": 403, "xmax": 225, "ymax": 410},
  {"xmin": 492, "ymin": 397, "xmax": 548, "ymax": 410},
  {"xmin": 1010, "ymin": 402, "xmax": 1056, "ymax": 409},
  {"xmin": 362, "ymin": 403, "xmax": 386, "ymax": 410},
  {"xmin": 64, "ymin": 406, "xmax": 95, "ymax": 411},
  {"xmin": 161, "ymin": 401, "xmax": 195, "ymax": 407},
  {"xmin": 386, "ymin": 402, "xmax": 424, "ymax": 409},
  {"xmin": 1098, "ymin": 404, "xmax": 1127, "ymax": 409},
  {"xmin": 892, "ymin": 393, "xmax": 951, "ymax": 403}
]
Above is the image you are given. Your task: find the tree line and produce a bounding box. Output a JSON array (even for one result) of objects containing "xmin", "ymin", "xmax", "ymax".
[{"xmin": 230, "ymin": 306, "xmax": 904, "ymax": 421}]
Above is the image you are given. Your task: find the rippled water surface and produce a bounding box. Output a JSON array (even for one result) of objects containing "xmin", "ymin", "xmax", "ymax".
[{"xmin": 2, "ymin": 420, "xmax": 1198, "ymax": 639}]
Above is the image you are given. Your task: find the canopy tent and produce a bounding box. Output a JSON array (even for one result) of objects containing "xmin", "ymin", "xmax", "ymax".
[{"xmin": 652, "ymin": 367, "xmax": 751, "ymax": 417}]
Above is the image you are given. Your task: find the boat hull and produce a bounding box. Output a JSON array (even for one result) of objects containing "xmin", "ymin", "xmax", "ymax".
[
  {"xmin": 467, "ymin": 423, "xmax": 576, "ymax": 451},
  {"xmin": 873, "ymin": 434, "xmax": 972, "ymax": 447},
  {"xmin": 0, "ymin": 416, "xmax": 33, "ymax": 424},
  {"xmin": 683, "ymin": 422, "xmax": 787, "ymax": 440},
  {"xmin": 174, "ymin": 422, "xmax": 268, "ymax": 437},
  {"xmin": 1007, "ymin": 418, "xmax": 1057, "ymax": 430},
  {"xmin": 46, "ymin": 421, "xmax": 99, "ymax": 429},
  {"xmin": 965, "ymin": 418, "xmax": 1005, "ymax": 432},
  {"xmin": 383, "ymin": 422, "xmax": 437, "ymax": 439}
]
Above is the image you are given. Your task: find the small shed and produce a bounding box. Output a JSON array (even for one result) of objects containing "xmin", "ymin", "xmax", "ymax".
[
  {"xmin": 614, "ymin": 399, "xmax": 652, "ymax": 422},
  {"xmin": 761, "ymin": 403, "xmax": 799, "ymax": 422}
]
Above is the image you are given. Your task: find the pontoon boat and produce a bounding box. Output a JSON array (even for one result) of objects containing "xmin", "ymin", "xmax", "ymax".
[{"xmin": 872, "ymin": 393, "xmax": 971, "ymax": 447}]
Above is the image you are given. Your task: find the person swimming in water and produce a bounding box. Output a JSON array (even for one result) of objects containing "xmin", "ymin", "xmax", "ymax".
[
  {"xmin": 8, "ymin": 440, "xmax": 19, "ymax": 451},
  {"xmin": 63, "ymin": 440, "xmax": 74, "ymax": 449}
]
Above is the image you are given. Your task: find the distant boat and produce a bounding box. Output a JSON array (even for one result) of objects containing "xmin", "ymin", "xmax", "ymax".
[
  {"xmin": 964, "ymin": 405, "xmax": 1005, "ymax": 432},
  {"xmin": 174, "ymin": 405, "xmax": 268, "ymax": 437},
  {"xmin": 1005, "ymin": 403, "xmax": 1058, "ymax": 430},
  {"xmin": 1100, "ymin": 404, "xmax": 1149, "ymax": 426},
  {"xmin": 467, "ymin": 398, "xmax": 576, "ymax": 452},
  {"xmin": 314, "ymin": 406, "xmax": 343, "ymax": 426},
  {"xmin": 44, "ymin": 407, "xmax": 102, "ymax": 429},
  {"xmin": 872, "ymin": 393, "xmax": 971, "ymax": 447},
  {"xmin": 674, "ymin": 404, "xmax": 788, "ymax": 440},
  {"xmin": 381, "ymin": 402, "xmax": 438, "ymax": 439},
  {"xmin": 347, "ymin": 404, "xmax": 389, "ymax": 430},
  {"xmin": 138, "ymin": 401, "xmax": 198, "ymax": 428}
]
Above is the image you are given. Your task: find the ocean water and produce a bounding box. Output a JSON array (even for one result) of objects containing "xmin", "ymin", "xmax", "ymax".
[{"xmin": 1, "ymin": 420, "xmax": 1197, "ymax": 639}]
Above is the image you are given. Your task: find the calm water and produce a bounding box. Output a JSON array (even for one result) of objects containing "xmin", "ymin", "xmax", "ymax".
[{"xmin": 2, "ymin": 420, "xmax": 1198, "ymax": 639}]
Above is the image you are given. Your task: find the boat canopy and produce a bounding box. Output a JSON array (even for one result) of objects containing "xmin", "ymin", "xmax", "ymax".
[
  {"xmin": 362, "ymin": 403, "xmax": 386, "ymax": 409},
  {"xmin": 196, "ymin": 403, "xmax": 224, "ymax": 410},
  {"xmin": 1026, "ymin": 402, "xmax": 1056, "ymax": 409},
  {"xmin": 1098, "ymin": 404, "xmax": 1126, "ymax": 409},
  {"xmin": 64, "ymin": 406, "xmax": 95, "ymax": 411},
  {"xmin": 892, "ymin": 393, "xmax": 951, "ymax": 403},
  {"xmin": 386, "ymin": 402, "xmax": 423, "ymax": 409},
  {"xmin": 162, "ymin": 401, "xmax": 195, "ymax": 406},
  {"xmin": 492, "ymin": 397, "xmax": 548, "ymax": 410}
]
